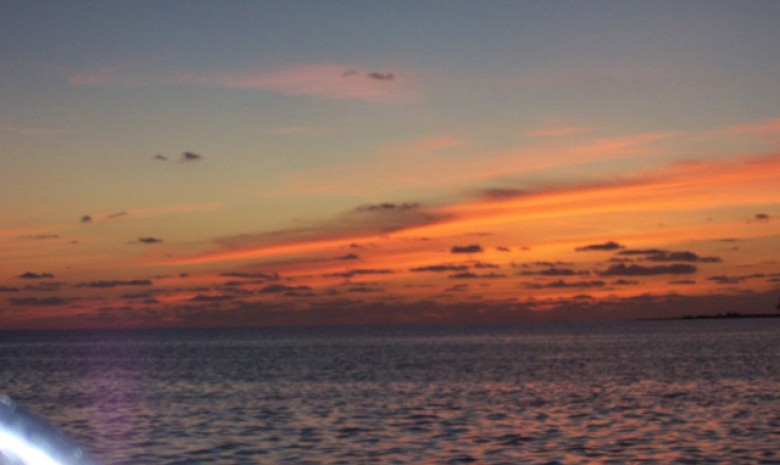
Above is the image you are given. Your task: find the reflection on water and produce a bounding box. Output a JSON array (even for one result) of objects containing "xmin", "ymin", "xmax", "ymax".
[{"xmin": 1, "ymin": 320, "xmax": 778, "ymax": 464}]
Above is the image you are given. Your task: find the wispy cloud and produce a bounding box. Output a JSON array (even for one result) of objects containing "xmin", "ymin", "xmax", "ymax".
[
  {"xmin": 71, "ymin": 63, "xmax": 419, "ymax": 103},
  {"xmin": 725, "ymin": 117, "xmax": 780, "ymax": 135},
  {"xmin": 166, "ymin": 152, "xmax": 780, "ymax": 269},
  {"xmin": 8, "ymin": 297, "xmax": 78, "ymax": 306},
  {"xmin": 74, "ymin": 279, "xmax": 153, "ymax": 288},
  {"xmin": 170, "ymin": 200, "xmax": 445, "ymax": 266}
]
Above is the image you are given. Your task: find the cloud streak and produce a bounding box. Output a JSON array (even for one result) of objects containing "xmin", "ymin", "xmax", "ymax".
[
  {"xmin": 71, "ymin": 64, "xmax": 419, "ymax": 103},
  {"xmin": 167, "ymin": 152, "xmax": 780, "ymax": 269},
  {"xmin": 600, "ymin": 264, "xmax": 697, "ymax": 276},
  {"xmin": 74, "ymin": 280, "xmax": 153, "ymax": 288}
]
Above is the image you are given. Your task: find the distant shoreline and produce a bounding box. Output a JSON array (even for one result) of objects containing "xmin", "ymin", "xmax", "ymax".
[{"xmin": 646, "ymin": 312, "xmax": 780, "ymax": 321}]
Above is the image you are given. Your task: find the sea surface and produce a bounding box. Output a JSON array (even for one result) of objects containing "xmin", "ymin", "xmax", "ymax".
[{"xmin": 1, "ymin": 319, "xmax": 779, "ymax": 465}]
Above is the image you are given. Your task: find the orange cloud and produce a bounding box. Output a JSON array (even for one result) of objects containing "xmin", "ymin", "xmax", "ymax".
[{"xmin": 164, "ymin": 152, "xmax": 780, "ymax": 289}]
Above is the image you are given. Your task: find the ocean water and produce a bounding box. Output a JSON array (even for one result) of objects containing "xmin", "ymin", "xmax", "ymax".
[{"xmin": 1, "ymin": 319, "xmax": 779, "ymax": 465}]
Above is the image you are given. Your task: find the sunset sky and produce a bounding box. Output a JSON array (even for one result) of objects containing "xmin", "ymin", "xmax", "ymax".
[{"xmin": 1, "ymin": 1, "xmax": 779, "ymax": 329}]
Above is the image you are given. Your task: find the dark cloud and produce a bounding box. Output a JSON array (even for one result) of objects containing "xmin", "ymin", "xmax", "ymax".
[
  {"xmin": 755, "ymin": 213, "xmax": 770, "ymax": 221},
  {"xmin": 153, "ymin": 154, "xmax": 168, "ymax": 161},
  {"xmin": 451, "ymin": 244, "xmax": 484, "ymax": 254},
  {"xmin": 600, "ymin": 263, "xmax": 697, "ymax": 276},
  {"xmin": 538, "ymin": 268, "xmax": 588, "ymax": 276},
  {"xmin": 122, "ymin": 290, "xmax": 160, "ymax": 300},
  {"xmin": 612, "ymin": 279, "xmax": 639, "ymax": 286},
  {"xmin": 23, "ymin": 283, "xmax": 62, "ymax": 292},
  {"xmin": 525, "ymin": 280, "xmax": 606, "ymax": 289},
  {"xmin": 342, "ymin": 70, "xmax": 396, "ymax": 81},
  {"xmin": 449, "ymin": 272, "xmax": 506, "ymax": 279},
  {"xmin": 138, "ymin": 237, "xmax": 163, "ymax": 244},
  {"xmin": 190, "ymin": 294, "xmax": 235, "ymax": 302},
  {"xmin": 617, "ymin": 248, "xmax": 664, "ymax": 256},
  {"xmin": 445, "ymin": 284, "xmax": 469, "ymax": 292},
  {"xmin": 355, "ymin": 202, "xmax": 419, "ymax": 212},
  {"xmin": 648, "ymin": 252, "xmax": 720, "ymax": 263},
  {"xmin": 74, "ymin": 279, "xmax": 153, "ymax": 288},
  {"xmin": 8, "ymin": 297, "xmax": 78, "ymax": 306},
  {"xmin": 283, "ymin": 290, "xmax": 317, "ymax": 298},
  {"xmin": 216, "ymin": 286, "xmax": 254, "ymax": 297},
  {"xmin": 181, "ymin": 151, "xmax": 202, "ymax": 162},
  {"xmin": 669, "ymin": 279, "xmax": 697, "ymax": 285},
  {"xmin": 0, "ymin": 286, "xmax": 19, "ymax": 292},
  {"xmin": 517, "ymin": 266, "xmax": 588, "ymax": 276},
  {"xmin": 473, "ymin": 262, "xmax": 500, "ymax": 269},
  {"xmin": 219, "ymin": 272, "xmax": 279, "ymax": 281},
  {"xmin": 81, "ymin": 215, "xmax": 92, "ymax": 224},
  {"xmin": 706, "ymin": 273, "xmax": 766, "ymax": 285},
  {"xmin": 497, "ymin": 246, "xmax": 511, "ymax": 252},
  {"xmin": 366, "ymin": 72, "xmax": 395, "ymax": 81},
  {"xmin": 348, "ymin": 286, "xmax": 384, "ymax": 293},
  {"xmin": 17, "ymin": 272, "xmax": 55, "ymax": 279},
  {"xmin": 620, "ymin": 249, "xmax": 721, "ymax": 263},
  {"xmin": 707, "ymin": 276, "xmax": 743, "ymax": 285},
  {"xmin": 575, "ymin": 241, "xmax": 624, "ymax": 252},
  {"xmin": 327, "ymin": 269, "xmax": 394, "ymax": 278},
  {"xmin": 517, "ymin": 261, "xmax": 575, "ymax": 268},
  {"xmin": 411, "ymin": 264, "xmax": 469, "ymax": 273},
  {"xmin": 338, "ymin": 253, "xmax": 360, "ymax": 260},
  {"xmin": 259, "ymin": 284, "xmax": 313, "ymax": 294},
  {"xmin": 106, "ymin": 211, "xmax": 128, "ymax": 219}
]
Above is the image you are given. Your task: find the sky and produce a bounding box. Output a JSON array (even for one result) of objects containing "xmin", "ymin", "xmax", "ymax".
[{"xmin": 1, "ymin": 1, "xmax": 779, "ymax": 329}]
